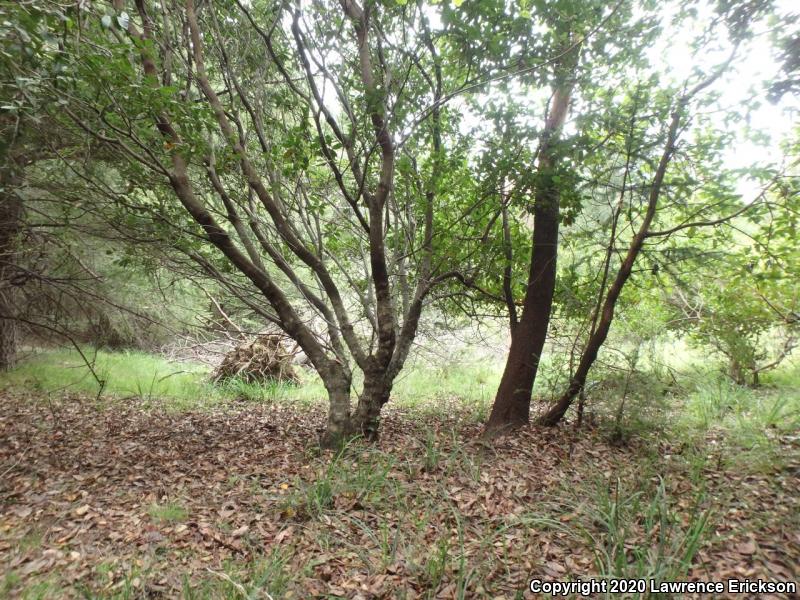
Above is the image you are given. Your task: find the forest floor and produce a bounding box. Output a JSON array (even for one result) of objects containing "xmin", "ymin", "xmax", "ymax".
[{"xmin": 1, "ymin": 390, "xmax": 798, "ymax": 599}]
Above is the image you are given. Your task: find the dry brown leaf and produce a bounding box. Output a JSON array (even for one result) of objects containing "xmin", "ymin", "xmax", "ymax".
[
  {"xmin": 230, "ymin": 525, "xmax": 249, "ymax": 538},
  {"xmin": 737, "ymin": 540, "xmax": 757, "ymax": 555}
]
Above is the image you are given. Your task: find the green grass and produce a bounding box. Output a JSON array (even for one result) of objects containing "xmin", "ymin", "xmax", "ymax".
[
  {"xmin": 148, "ymin": 502, "xmax": 189, "ymax": 523},
  {"xmin": 181, "ymin": 550, "xmax": 295, "ymax": 599},
  {"xmin": 2, "ymin": 348, "xmax": 211, "ymax": 403},
  {"xmin": 391, "ymin": 360, "xmax": 501, "ymax": 408},
  {"xmin": 56, "ymin": 551, "xmax": 295, "ymax": 599},
  {"xmin": 578, "ymin": 477, "xmax": 709, "ymax": 594},
  {"xmin": 281, "ymin": 441, "xmax": 405, "ymax": 520},
  {"xmin": 0, "ymin": 347, "xmax": 327, "ymax": 409},
  {"xmin": 4, "ymin": 346, "xmax": 797, "ymax": 450},
  {"xmin": 0, "ymin": 347, "xmax": 503, "ymax": 415},
  {"xmin": 1, "ymin": 577, "xmax": 61, "ymax": 600},
  {"xmin": 4, "ymin": 362, "xmax": 798, "ymax": 598},
  {"xmin": 213, "ymin": 373, "xmax": 326, "ymax": 407},
  {"xmin": 3, "ymin": 345, "xmax": 799, "ymax": 599},
  {"xmin": 672, "ymin": 365, "xmax": 800, "ymax": 473}
]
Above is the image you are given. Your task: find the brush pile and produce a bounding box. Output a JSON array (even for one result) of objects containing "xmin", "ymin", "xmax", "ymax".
[{"xmin": 211, "ymin": 333, "xmax": 299, "ymax": 384}]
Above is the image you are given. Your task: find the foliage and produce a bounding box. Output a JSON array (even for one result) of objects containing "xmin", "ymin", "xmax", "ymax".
[
  {"xmin": 2, "ymin": 0, "xmax": 800, "ymax": 596},
  {"xmin": 666, "ymin": 186, "xmax": 800, "ymax": 385},
  {"xmin": 3, "ymin": 0, "xmax": 798, "ymax": 438}
]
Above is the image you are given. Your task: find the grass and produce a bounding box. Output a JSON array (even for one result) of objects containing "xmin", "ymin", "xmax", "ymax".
[
  {"xmin": 0, "ymin": 347, "xmax": 502, "ymax": 414},
  {"xmin": 72, "ymin": 551, "xmax": 296, "ymax": 599},
  {"xmin": 3, "ymin": 345, "xmax": 797, "ymax": 469},
  {"xmin": 672, "ymin": 365, "xmax": 800, "ymax": 473},
  {"xmin": 578, "ymin": 476, "xmax": 710, "ymax": 593},
  {"xmin": 4, "ymin": 345, "xmax": 797, "ymax": 474},
  {"xmin": 0, "ymin": 347, "xmax": 326, "ymax": 409},
  {"xmin": 282, "ymin": 442, "xmax": 405, "ymax": 520},
  {"xmin": 2, "ymin": 348, "xmax": 211, "ymax": 404},
  {"xmin": 148, "ymin": 502, "xmax": 189, "ymax": 523},
  {"xmin": 276, "ymin": 439, "xmax": 717, "ymax": 600},
  {"xmin": 189, "ymin": 549, "xmax": 295, "ymax": 599},
  {"xmin": 391, "ymin": 360, "xmax": 501, "ymax": 409}
]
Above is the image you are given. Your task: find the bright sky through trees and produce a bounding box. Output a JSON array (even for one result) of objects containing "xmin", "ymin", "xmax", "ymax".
[{"xmin": 646, "ymin": 0, "xmax": 798, "ymax": 197}]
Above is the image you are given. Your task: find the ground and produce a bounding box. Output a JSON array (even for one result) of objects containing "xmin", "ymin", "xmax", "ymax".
[{"xmin": 1, "ymin": 390, "xmax": 798, "ymax": 599}]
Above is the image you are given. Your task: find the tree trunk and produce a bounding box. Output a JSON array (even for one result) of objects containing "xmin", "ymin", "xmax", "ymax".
[
  {"xmin": 0, "ymin": 303, "xmax": 16, "ymax": 371},
  {"xmin": 485, "ymin": 196, "xmax": 560, "ymax": 433},
  {"xmin": 0, "ymin": 166, "xmax": 23, "ymax": 371},
  {"xmin": 728, "ymin": 358, "xmax": 746, "ymax": 386},
  {"xmin": 538, "ymin": 107, "xmax": 684, "ymax": 427},
  {"xmin": 353, "ymin": 371, "xmax": 392, "ymax": 441},
  {"xmin": 484, "ymin": 84, "xmax": 572, "ymax": 436},
  {"xmin": 320, "ymin": 375, "xmax": 353, "ymax": 448}
]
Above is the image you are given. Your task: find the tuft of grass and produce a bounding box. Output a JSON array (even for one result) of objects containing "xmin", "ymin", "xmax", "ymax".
[
  {"xmin": 579, "ymin": 477, "xmax": 710, "ymax": 597},
  {"xmin": 148, "ymin": 502, "xmax": 189, "ymax": 523},
  {"xmin": 422, "ymin": 427, "xmax": 441, "ymax": 472},
  {"xmin": 18, "ymin": 528, "xmax": 45, "ymax": 553},
  {"xmin": 287, "ymin": 444, "xmax": 402, "ymax": 519},
  {"xmin": 180, "ymin": 549, "xmax": 295, "ymax": 599},
  {"xmin": 1, "ymin": 573, "xmax": 22, "ymax": 598},
  {"xmin": 421, "ymin": 536, "xmax": 450, "ymax": 588},
  {"xmin": 682, "ymin": 376, "xmax": 752, "ymax": 430},
  {"xmin": 214, "ymin": 375, "xmax": 326, "ymax": 407},
  {"xmin": 4, "ymin": 577, "xmax": 61, "ymax": 600},
  {"xmin": 346, "ymin": 514, "xmax": 405, "ymax": 572}
]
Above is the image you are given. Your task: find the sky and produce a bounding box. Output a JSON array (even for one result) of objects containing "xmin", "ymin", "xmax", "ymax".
[{"xmin": 646, "ymin": 0, "xmax": 798, "ymax": 197}]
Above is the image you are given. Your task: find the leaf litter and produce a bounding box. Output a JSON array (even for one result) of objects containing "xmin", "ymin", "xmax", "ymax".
[{"xmin": 0, "ymin": 391, "xmax": 797, "ymax": 598}]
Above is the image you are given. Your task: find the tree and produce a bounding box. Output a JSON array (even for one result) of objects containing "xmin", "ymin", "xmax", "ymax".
[
  {"xmin": 538, "ymin": 1, "xmax": 795, "ymax": 425},
  {"xmin": 455, "ymin": 0, "xmax": 797, "ymax": 431},
  {"xmin": 7, "ymin": 0, "xmax": 796, "ymax": 443},
  {"xmin": 1, "ymin": 2, "xmax": 69, "ymax": 369},
  {"xmin": 483, "ymin": 74, "xmax": 573, "ymax": 432},
  {"xmin": 666, "ymin": 176, "xmax": 799, "ymax": 386},
  {"xmin": 27, "ymin": 0, "xmax": 492, "ymax": 444},
  {"xmin": 1, "ymin": 3, "xmax": 175, "ymax": 370},
  {"xmin": 0, "ymin": 166, "xmax": 22, "ymax": 370},
  {"xmin": 477, "ymin": 0, "xmax": 659, "ymax": 434}
]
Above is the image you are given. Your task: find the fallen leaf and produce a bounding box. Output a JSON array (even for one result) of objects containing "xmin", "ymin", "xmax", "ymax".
[
  {"xmin": 231, "ymin": 525, "xmax": 249, "ymax": 538},
  {"xmin": 12, "ymin": 506, "xmax": 32, "ymax": 518},
  {"xmin": 737, "ymin": 540, "xmax": 757, "ymax": 555},
  {"xmin": 275, "ymin": 526, "xmax": 294, "ymax": 543}
]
